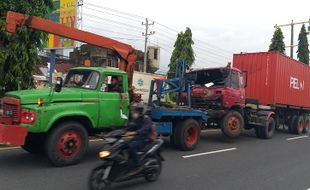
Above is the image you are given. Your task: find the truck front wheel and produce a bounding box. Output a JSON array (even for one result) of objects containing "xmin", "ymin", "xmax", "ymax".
[
  {"xmin": 45, "ymin": 121, "xmax": 88, "ymax": 167},
  {"xmin": 175, "ymin": 119, "xmax": 200, "ymax": 151},
  {"xmin": 220, "ymin": 111, "xmax": 244, "ymax": 138}
]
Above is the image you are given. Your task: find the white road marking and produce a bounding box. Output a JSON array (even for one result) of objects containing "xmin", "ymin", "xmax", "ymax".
[
  {"xmin": 89, "ymin": 139, "xmax": 103, "ymax": 142},
  {"xmin": 182, "ymin": 148, "xmax": 237, "ymax": 159},
  {"xmin": 286, "ymin": 135, "xmax": 308, "ymax": 141},
  {"xmin": 201, "ymin": 129, "xmax": 220, "ymax": 133}
]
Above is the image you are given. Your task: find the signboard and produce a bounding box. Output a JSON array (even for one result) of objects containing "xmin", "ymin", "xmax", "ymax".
[{"xmin": 45, "ymin": 0, "xmax": 77, "ymax": 49}]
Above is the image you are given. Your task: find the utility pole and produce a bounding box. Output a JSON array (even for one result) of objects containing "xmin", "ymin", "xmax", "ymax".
[
  {"xmin": 276, "ymin": 19, "xmax": 310, "ymax": 58},
  {"xmin": 142, "ymin": 18, "xmax": 155, "ymax": 73}
]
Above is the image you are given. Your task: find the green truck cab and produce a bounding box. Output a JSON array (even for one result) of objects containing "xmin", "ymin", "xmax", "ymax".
[{"xmin": 0, "ymin": 67, "xmax": 130, "ymax": 166}]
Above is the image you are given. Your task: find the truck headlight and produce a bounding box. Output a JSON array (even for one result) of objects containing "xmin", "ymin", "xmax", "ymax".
[{"xmin": 21, "ymin": 109, "xmax": 36, "ymax": 124}]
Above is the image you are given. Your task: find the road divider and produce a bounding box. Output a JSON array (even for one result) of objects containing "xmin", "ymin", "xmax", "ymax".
[
  {"xmin": 182, "ymin": 147, "xmax": 237, "ymax": 159},
  {"xmin": 286, "ymin": 135, "xmax": 308, "ymax": 141}
]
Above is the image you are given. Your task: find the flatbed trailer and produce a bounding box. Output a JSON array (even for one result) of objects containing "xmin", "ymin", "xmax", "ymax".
[{"xmin": 152, "ymin": 107, "xmax": 208, "ymax": 150}]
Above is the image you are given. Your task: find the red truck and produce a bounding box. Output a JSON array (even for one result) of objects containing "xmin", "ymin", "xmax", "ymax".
[{"xmin": 185, "ymin": 51, "xmax": 310, "ymax": 139}]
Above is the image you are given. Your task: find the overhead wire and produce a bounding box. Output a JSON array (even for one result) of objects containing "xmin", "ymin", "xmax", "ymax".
[{"xmin": 81, "ymin": 3, "xmax": 234, "ymax": 67}]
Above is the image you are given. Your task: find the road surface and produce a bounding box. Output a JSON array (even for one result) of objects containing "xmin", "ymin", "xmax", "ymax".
[{"xmin": 1, "ymin": 129, "xmax": 310, "ymax": 190}]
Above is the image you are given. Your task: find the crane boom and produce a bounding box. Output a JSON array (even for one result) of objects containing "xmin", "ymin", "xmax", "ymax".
[{"xmin": 5, "ymin": 11, "xmax": 137, "ymax": 88}]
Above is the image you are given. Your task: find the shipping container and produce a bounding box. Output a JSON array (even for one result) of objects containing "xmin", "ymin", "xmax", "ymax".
[{"xmin": 233, "ymin": 51, "xmax": 310, "ymax": 109}]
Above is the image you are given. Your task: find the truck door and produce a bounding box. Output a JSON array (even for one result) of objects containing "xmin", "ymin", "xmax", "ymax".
[
  {"xmin": 97, "ymin": 75, "xmax": 128, "ymax": 128},
  {"xmin": 227, "ymin": 70, "xmax": 243, "ymax": 106}
]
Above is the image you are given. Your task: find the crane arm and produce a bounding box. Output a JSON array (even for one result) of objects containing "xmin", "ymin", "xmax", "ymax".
[{"xmin": 5, "ymin": 11, "xmax": 137, "ymax": 88}]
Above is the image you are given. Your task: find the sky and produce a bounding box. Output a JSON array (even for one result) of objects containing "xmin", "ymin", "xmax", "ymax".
[{"xmin": 81, "ymin": 0, "xmax": 310, "ymax": 71}]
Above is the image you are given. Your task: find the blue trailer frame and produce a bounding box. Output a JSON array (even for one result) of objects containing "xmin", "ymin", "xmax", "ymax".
[{"xmin": 152, "ymin": 108, "xmax": 208, "ymax": 134}]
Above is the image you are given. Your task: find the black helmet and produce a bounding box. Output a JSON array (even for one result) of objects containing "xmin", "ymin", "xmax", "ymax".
[{"xmin": 130, "ymin": 103, "xmax": 146, "ymax": 115}]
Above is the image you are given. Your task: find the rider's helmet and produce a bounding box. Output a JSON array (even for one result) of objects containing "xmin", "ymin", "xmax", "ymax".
[{"xmin": 130, "ymin": 103, "xmax": 147, "ymax": 119}]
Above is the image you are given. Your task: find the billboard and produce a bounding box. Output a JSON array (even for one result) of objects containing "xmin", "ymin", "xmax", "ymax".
[{"xmin": 45, "ymin": 0, "xmax": 77, "ymax": 49}]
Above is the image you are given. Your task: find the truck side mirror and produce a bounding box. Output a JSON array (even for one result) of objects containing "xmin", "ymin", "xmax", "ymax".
[{"xmin": 54, "ymin": 77, "xmax": 63, "ymax": 93}]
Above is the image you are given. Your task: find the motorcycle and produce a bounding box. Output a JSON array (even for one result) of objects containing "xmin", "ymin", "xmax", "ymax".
[{"xmin": 88, "ymin": 129, "xmax": 164, "ymax": 190}]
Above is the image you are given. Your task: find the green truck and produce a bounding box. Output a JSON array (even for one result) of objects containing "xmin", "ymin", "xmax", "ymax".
[{"xmin": 0, "ymin": 67, "xmax": 131, "ymax": 166}]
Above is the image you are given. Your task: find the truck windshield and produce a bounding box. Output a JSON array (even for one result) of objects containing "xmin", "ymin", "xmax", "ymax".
[
  {"xmin": 63, "ymin": 70, "xmax": 99, "ymax": 89},
  {"xmin": 187, "ymin": 68, "xmax": 229, "ymax": 88}
]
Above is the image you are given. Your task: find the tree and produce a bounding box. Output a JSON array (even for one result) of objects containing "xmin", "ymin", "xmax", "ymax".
[
  {"xmin": 0, "ymin": 0, "xmax": 53, "ymax": 96},
  {"xmin": 168, "ymin": 27, "xmax": 195, "ymax": 75},
  {"xmin": 269, "ymin": 27, "xmax": 286, "ymax": 54},
  {"xmin": 297, "ymin": 24, "xmax": 309, "ymax": 65}
]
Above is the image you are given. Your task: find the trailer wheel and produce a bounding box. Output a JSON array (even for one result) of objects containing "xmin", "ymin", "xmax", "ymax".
[
  {"xmin": 22, "ymin": 133, "xmax": 45, "ymax": 154},
  {"xmin": 275, "ymin": 115, "xmax": 281, "ymax": 131},
  {"xmin": 292, "ymin": 116, "xmax": 304, "ymax": 135},
  {"xmin": 45, "ymin": 121, "xmax": 88, "ymax": 167},
  {"xmin": 175, "ymin": 119, "xmax": 200, "ymax": 151},
  {"xmin": 288, "ymin": 116, "xmax": 297, "ymax": 134},
  {"xmin": 303, "ymin": 117, "xmax": 310, "ymax": 134},
  {"xmin": 220, "ymin": 111, "xmax": 244, "ymax": 138},
  {"xmin": 255, "ymin": 117, "xmax": 275, "ymax": 139}
]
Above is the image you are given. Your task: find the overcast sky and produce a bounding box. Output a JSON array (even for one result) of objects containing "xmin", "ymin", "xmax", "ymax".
[{"xmin": 82, "ymin": 0, "xmax": 310, "ymax": 71}]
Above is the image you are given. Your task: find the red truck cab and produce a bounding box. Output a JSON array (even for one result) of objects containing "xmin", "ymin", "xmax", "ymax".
[{"xmin": 184, "ymin": 66, "xmax": 246, "ymax": 137}]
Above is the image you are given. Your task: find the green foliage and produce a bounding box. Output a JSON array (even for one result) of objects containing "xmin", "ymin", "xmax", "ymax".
[
  {"xmin": 297, "ymin": 24, "xmax": 309, "ymax": 65},
  {"xmin": 0, "ymin": 0, "xmax": 53, "ymax": 96},
  {"xmin": 169, "ymin": 27, "xmax": 195, "ymax": 75},
  {"xmin": 269, "ymin": 27, "xmax": 286, "ymax": 54}
]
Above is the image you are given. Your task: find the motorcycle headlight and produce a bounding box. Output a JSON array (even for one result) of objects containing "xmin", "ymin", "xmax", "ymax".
[{"xmin": 99, "ymin": 151, "xmax": 111, "ymax": 158}]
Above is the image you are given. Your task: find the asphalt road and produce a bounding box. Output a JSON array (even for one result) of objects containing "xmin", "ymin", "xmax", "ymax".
[{"xmin": 1, "ymin": 129, "xmax": 310, "ymax": 190}]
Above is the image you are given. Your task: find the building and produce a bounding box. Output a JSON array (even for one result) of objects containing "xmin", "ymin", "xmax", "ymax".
[{"xmin": 69, "ymin": 44, "xmax": 160, "ymax": 74}]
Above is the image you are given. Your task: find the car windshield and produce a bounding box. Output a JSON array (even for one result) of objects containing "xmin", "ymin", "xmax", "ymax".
[
  {"xmin": 186, "ymin": 68, "xmax": 229, "ymax": 88},
  {"xmin": 63, "ymin": 70, "xmax": 99, "ymax": 89}
]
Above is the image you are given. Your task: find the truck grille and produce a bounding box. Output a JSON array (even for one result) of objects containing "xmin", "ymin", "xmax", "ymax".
[
  {"xmin": 191, "ymin": 98, "xmax": 222, "ymax": 110},
  {"xmin": 3, "ymin": 97, "xmax": 20, "ymax": 123}
]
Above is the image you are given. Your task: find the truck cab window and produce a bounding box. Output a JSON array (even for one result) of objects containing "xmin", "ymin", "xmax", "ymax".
[
  {"xmin": 102, "ymin": 75, "xmax": 124, "ymax": 93},
  {"xmin": 230, "ymin": 71, "xmax": 239, "ymax": 89},
  {"xmin": 64, "ymin": 70, "xmax": 99, "ymax": 89}
]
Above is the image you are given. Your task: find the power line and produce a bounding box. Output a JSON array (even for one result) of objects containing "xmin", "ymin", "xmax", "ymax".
[
  {"xmin": 83, "ymin": 2, "xmax": 144, "ymax": 20},
  {"xmin": 83, "ymin": 13, "xmax": 145, "ymax": 31},
  {"xmin": 83, "ymin": 5, "xmax": 142, "ymax": 23},
  {"xmin": 82, "ymin": 3, "xmax": 234, "ymax": 56},
  {"xmin": 83, "ymin": 22, "xmax": 142, "ymax": 38}
]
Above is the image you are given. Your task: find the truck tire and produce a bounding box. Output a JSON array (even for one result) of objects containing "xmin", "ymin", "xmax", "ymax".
[
  {"xmin": 174, "ymin": 119, "xmax": 200, "ymax": 151},
  {"xmin": 303, "ymin": 117, "xmax": 310, "ymax": 134},
  {"xmin": 275, "ymin": 115, "xmax": 281, "ymax": 131},
  {"xmin": 220, "ymin": 111, "xmax": 244, "ymax": 138},
  {"xmin": 45, "ymin": 121, "xmax": 88, "ymax": 167},
  {"xmin": 288, "ymin": 116, "xmax": 297, "ymax": 134},
  {"xmin": 22, "ymin": 133, "xmax": 45, "ymax": 154},
  {"xmin": 292, "ymin": 116, "xmax": 304, "ymax": 135},
  {"xmin": 255, "ymin": 117, "xmax": 275, "ymax": 139}
]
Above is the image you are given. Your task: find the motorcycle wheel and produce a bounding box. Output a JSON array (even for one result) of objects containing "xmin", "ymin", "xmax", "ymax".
[
  {"xmin": 144, "ymin": 156, "xmax": 162, "ymax": 182},
  {"xmin": 88, "ymin": 165, "xmax": 112, "ymax": 190}
]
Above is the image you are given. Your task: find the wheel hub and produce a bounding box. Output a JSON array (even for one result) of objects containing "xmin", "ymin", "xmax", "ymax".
[
  {"xmin": 228, "ymin": 117, "xmax": 240, "ymax": 131},
  {"xmin": 57, "ymin": 131, "xmax": 81, "ymax": 158},
  {"xmin": 186, "ymin": 125, "xmax": 198, "ymax": 145}
]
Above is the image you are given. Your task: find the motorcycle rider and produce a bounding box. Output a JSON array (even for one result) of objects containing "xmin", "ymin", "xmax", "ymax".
[{"xmin": 125, "ymin": 103, "xmax": 153, "ymax": 176}]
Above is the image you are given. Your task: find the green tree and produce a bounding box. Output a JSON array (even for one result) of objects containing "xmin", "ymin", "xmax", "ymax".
[
  {"xmin": 168, "ymin": 27, "xmax": 195, "ymax": 75},
  {"xmin": 269, "ymin": 27, "xmax": 286, "ymax": 54},
  {"xmin": 0, "ymin": 0, "xmax": 53, "ymax": 96},
  {"xmin": 297, "ymin": 24, "xmax": 309, "ymax": 65}
]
